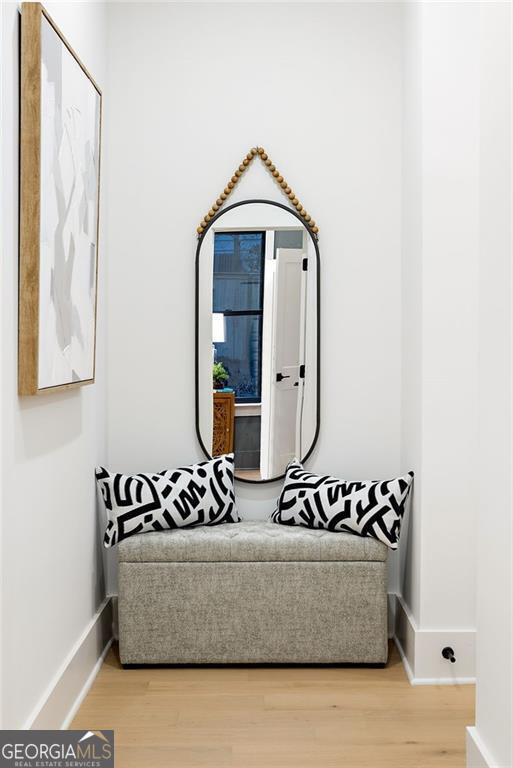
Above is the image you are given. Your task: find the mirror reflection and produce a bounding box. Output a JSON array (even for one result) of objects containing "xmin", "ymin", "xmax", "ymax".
[{"xmin": 197, "ymin": 202, "xmax": 319, "ymax": 482}]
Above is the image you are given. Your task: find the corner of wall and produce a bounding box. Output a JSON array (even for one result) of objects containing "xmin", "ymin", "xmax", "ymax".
[
  {"xmin": 466, "ymin": 728, "xmax": 498, "ymax": 768},
  {"xmin": 393, "ymin": 593, "xmax": 475, "ymax": 685}
]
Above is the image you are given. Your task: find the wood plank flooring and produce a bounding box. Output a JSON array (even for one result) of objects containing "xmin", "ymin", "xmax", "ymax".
[{"xmin": 71, "ymin": 643, "xmax": 474, "ymax": 768}]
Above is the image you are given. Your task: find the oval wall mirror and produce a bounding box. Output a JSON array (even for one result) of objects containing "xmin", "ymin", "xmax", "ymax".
[{"xmin": 196, "ymin": 199, "xmax": 320, "ymax": 483}]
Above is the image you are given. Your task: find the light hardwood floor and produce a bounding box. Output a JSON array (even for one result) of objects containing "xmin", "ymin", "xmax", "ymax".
[
  {"xmin": 72, "ymin": 643, "xmax": 474, "ymax": 768},
  {"xmin": 235, "ymin": 469, "xmax": 262, "ymax": 481}
]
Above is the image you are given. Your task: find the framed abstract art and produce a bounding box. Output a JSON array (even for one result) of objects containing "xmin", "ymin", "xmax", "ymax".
[{"xmin": 19, "ymin": 3, "xmax": 102, "ymax": 395}]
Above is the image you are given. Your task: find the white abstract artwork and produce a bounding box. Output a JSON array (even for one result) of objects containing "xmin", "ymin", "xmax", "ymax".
[{"xmin": 38, "ymin": 16, "xmax": 101, "ymax": 389}]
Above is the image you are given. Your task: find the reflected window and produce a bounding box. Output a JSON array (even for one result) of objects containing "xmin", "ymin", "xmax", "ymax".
[{"xmin": 213, "ymin": 232, "xmax": 265, "ymax": 403}]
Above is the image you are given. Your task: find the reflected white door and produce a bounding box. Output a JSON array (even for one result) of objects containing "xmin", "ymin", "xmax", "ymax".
[
  {"xmin": 266, "ymin": 249, "xmax": 305, "ymax": 478},
  {"xmin": 295, "ymin": 255, "xmax": 308, "ymax": 458}
]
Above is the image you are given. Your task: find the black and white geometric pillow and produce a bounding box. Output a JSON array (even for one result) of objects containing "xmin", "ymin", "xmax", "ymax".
[
  {"xmin": 96, "ymin": 454, "xmax": 240, "ymax": 548},
  {"xmin": 270, "ymin": 460, "xmax": 413, "ymax": 550}
]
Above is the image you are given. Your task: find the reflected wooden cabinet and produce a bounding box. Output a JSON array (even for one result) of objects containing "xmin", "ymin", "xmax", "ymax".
[{"xmin": 212, "ymin": 391, "xmax": 235, "ymax": 456}]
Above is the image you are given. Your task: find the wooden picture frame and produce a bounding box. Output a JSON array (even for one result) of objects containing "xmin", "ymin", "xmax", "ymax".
[{"xmin": 19, "ymin": 2, "xmax": 102, "ymax": 395}]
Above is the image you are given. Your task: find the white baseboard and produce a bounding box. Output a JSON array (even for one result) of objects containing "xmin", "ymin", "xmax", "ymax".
[
  {"xmin": 466, "ymin": 727, "xmax": 499, "ymax": 768},
  {"xmin": 394, "ymin": 630, "xmax": 415, "ymax": 684},
  {"xmin": 26, "ymin": 598, "xmax": 113, "ymax": 730},
  {"xmin": 392, "ymin": 593, "xmax": 475, "ymax": 685}
]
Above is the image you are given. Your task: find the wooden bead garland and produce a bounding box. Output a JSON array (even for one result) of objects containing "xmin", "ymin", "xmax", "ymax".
[{"xmin": 196, "ymin": 146, "xmax": 319, "ymax": 236}]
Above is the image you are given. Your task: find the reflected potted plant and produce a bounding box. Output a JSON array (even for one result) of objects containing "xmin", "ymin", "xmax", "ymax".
[{"xmin": 213, "ymin": 362, "xmax": 229, "ymax": 390}]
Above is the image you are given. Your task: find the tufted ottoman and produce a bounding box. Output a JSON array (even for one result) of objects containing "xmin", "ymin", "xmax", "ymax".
[{"xmin": 118, "ymin": 521, "xmax": 388, "ymax": 665}]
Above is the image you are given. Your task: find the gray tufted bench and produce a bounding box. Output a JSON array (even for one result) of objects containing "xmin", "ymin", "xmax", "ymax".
[{"xmin": 118, "ymin": 521, "xmax": 388, "ymax": 665}]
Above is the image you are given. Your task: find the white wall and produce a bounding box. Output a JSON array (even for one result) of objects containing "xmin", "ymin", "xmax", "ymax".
[
  {"xmin": 419, "ymin": 1, "xmax": 479, "ymax": 632},
  {"xmin": 105, "ymin": 1, "xmax": 403, "ymax": 592},
  {"xmin": 400, "ymin": 0, "xmax": 423, "ymax": 627},
  {"xmin": 398, "ymin": 1, "xmax": 480, "ymax": 681},
  {"xmin": 467, "ymin": 3, "xmax": 513, "ymax": 765},
  {"xmin": 0, "ymin": 1, "xmax": 108, "ymax": 729}
]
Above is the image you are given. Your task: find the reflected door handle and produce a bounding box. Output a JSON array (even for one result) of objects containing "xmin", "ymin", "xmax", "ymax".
[{"xmin": 276, "ymin": 372, "xmax": 290, "ymax": 382}]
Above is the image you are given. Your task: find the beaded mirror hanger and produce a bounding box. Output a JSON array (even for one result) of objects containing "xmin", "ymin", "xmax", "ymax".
[{"xmin": 196, "ymin": 146, "xmax": 319, "ymax": 238}]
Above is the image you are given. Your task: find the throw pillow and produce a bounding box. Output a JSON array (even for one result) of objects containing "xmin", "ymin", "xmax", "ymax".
[
  {"xmin": 270, "ymin": 460, "xmax": 413, "ymax": 549},
  {"xmin": 97, "ymin": 454, "xmax": 239, "ymax": 547}
]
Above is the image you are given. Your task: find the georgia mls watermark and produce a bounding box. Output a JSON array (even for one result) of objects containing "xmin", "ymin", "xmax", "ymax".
[{"xmin": 0, "ymin": 730, "xmax": 114, "ymax": 768}]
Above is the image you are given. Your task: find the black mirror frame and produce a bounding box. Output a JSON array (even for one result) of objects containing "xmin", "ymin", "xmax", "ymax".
[{"xmin": 195, "ymin": 199, "xmax": 320, "ymax": 484}]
